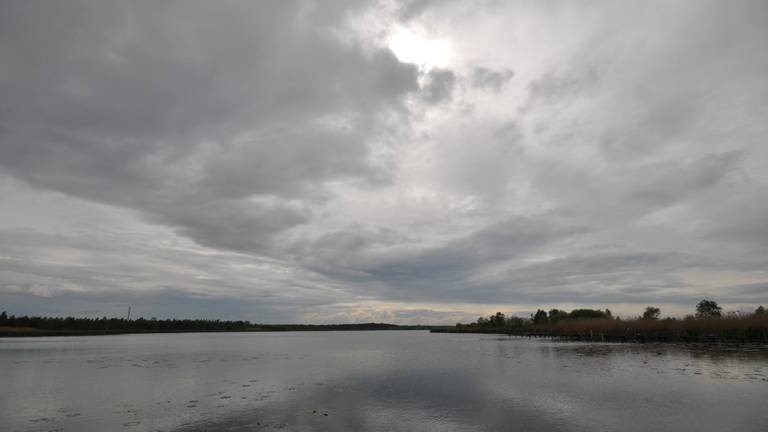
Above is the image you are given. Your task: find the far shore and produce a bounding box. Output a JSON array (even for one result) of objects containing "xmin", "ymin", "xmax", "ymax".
[
  {"xmin": 0, "ymin": 325, "xmax": 437, "ymax": 338},
  {"xmin": 4, "ymin": 302, "xmax": 768, "ymax": 344}
]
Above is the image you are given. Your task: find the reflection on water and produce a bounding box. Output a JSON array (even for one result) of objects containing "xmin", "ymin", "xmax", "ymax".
[{"xmin": 1, "ymin": 332, "xmax": 766, "ymax": 431}]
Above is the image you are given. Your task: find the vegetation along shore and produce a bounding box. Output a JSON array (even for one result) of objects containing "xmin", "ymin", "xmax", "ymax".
[
  {"xmin": 0, "ymin": 311, "xmax": 429, "ymax": 337},
  {"xmin": 433, "ymin": 300, "xmax": 768, "ymax": 343},
  {"xmin": 3, "ymin": 300, "xmax": 766, "ymax": 343}
]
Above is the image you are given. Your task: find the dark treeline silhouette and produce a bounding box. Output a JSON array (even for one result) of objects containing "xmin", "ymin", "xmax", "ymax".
[
  {"xmin": 0, "ymin": 310, "xmax": 427, "ymax": 337},
  {"xmin": 435, "ymin": 300, "xmax": 768, "ymax": 343}
]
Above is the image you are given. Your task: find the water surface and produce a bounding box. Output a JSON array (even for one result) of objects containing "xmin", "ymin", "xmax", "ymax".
[{"xmin": 1, "ymin": 331, "xmax": 767, "ymax": 431}]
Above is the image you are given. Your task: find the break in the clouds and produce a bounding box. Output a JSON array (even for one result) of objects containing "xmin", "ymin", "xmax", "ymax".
[{"xmin": 1, "ymin": 0, "xmax": 767, "ymax": 323}]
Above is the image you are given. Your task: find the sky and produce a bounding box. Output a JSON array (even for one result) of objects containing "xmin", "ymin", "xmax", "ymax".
[{"xmin": 1, "ymin": 0, "xmax": 767, "ymax": 324}]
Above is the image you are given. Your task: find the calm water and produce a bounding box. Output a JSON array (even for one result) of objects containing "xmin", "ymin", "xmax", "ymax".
[{"xmin": 1, "ymin": 331, "xmax": 767, "ymax": 432}]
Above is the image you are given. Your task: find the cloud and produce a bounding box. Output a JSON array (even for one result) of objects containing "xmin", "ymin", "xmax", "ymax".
[
  {"xmin": 471, "ymin": 67, "xmax": 514, "ymax": 92},
  {"xmin": 0, "ymin": 0, "xmax": 417, "ymax": 256},
  {"xmin": 1, "ymin": 1, "xmax": 768, "ymax": 321},
  {"xmin": 297, "ymin": 215, "xmax": 591, "ymax": 303},
  {"xmin": 421, "ymin": 68, "xmax": 456, "ymax": 104}
]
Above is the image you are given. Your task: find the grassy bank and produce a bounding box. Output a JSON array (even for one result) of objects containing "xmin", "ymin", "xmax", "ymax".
[
  {"xmin": 434, "ymin": 301, "xmax": 768, "ymax": 343},
  {"xmin": 433, "ymin": 315, "xmax": 768, "ymax": 343}
]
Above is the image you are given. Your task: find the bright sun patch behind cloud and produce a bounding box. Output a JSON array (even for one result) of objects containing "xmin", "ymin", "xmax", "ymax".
[{"xmin": 387, "ymin": 26, "xmax": 451, "ymax": 69}]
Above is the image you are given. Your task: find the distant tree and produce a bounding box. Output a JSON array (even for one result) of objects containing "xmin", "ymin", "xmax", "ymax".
[
  {"xmin": 548, "ymin": 309, "xmax": 568, "ymax": 322},
  {"xmin": 568, "ymin": 309, "xmax": 611, "ymax": 320},
  {"xmin": 642, "ymin": 306, "xmax": 661, "ymax": 320},
  {"xmin": 0, "ymin": 311, "xmax": 7, "ymax": 324},
  {"xmin": 505, "ymin": 316, "xmax": 525, "ymax": 328},
  {"xmin": 695, "ymin": 299, "xmax": 722, "ymax": 319},
  {"xmin": 490, "ymin": 312, "xmax": 506, "ymax": 327},
  {"xmin": 605, "ymin": 309, "xmax": 613, "ymax": 318},
  {"xmin": 532, "ymin": 309, "xmax": 548, "ymax": 325},
  {"xmin": 755, "ymin": 306, "xmax": 766, "ymax": 316}
]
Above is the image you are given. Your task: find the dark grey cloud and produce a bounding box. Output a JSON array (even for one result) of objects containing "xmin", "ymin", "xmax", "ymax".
[
  {"xmin": 398, "ymin": 0, "xmax": 436, "ymax": 21},
  {"xmin": 296, "ymin": 216, "xmax": 591, "ymax": 303},
  {"xmin": 421, "ymin": 68, "xmax": 456, "ymax": 104},
  {"xmin": 628, "ymin": 150, "xmax": 745, "ymax": 208},
  {"xmin": 471, "ymin": 67, "xmax": 514, "ymax": 92},
  {"xmin": 0, "ymin": 0, "xmax": 417, "ymax": 255}
]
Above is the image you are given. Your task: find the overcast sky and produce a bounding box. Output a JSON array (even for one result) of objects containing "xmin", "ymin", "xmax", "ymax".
[{"xmin": 1, "ymin": 0, "xmax": 767, "ymax": 323}]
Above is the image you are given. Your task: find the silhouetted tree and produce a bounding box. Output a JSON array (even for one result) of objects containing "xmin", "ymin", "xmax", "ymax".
[
  {"xmin": 532, "ymin": 309, "xmax": 548, "ymax": 325},
  {"xmin": 755, "ymin": 306, "xmax": 766, "ymax": 316},
  {"xmin": 568, "ymin": 309, "xmax": 611, "ymax": 320},
  {"xmin": 505, "ymin": 316, "xmax": 525, "ymax": 328},
  {"xmin": 695, "ymin": 299, "xmax": 722, "ymax": 318},
  {"xmin": 490, "ymin": 312, "xmax": 506, "ymax": 327},
  {"xmin": 642, "ymin": 306, "xmax": 661, "ymax": 320},
  {"xmin": 0, "ymin": 311, "xmax": 7, "ymax": 325},
  {"xmin": 548, "ymin": 309, "xmax": 568, "ymax": 322}
]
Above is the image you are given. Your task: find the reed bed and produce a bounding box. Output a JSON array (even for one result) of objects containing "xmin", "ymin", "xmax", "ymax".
[{"xmin": 434, "ymin": 315, "xmax": 768, "ymax": 343}]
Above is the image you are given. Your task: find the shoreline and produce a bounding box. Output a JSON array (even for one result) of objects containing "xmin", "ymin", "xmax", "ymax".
[
  {"xmin": 431, "ymin": 327, "xmax": 768, "ymax": 343},
  {"xmin": 0, "ymin": 327, "xmax": 433, "ymax": 338}
]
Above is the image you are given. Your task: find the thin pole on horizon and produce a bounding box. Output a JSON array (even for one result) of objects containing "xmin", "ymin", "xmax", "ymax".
[{"xmin": 126, "ymin": 306, "xmax": 131, "ymax": 321}]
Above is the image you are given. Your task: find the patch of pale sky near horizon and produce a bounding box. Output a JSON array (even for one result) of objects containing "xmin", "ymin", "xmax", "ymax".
[
  {"xmin": 4, "ymin": 174, "xmax": 760, "ymax": 322},
  {"xmin": 0, "ymin": 177, "xmax": 339, "ymax": 301}
]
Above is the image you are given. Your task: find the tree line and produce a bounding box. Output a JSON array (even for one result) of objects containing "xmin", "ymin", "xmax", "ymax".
[
  {"xmin": 0, "ymin": 311, "xmax": 423, "ymax": 335},
  {"xmin": 443, "ymin": 300, "xmax": 768, "ymax": 342},
  {"xmin": 460, "ymin": 299, "xmax": 765, "ymax": 329}
]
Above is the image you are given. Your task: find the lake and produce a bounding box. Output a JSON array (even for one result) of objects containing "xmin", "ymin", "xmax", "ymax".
[{"xmin": 1, "ymin": 331, "xmax": 767, "ymax": 431}]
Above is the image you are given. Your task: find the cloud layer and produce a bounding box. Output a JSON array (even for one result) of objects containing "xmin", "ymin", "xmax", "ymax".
[{"xmin": 1, "ymin": 0, "xmax": 767, "ymax": 323}]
